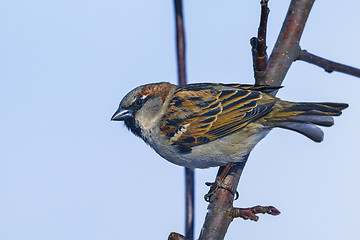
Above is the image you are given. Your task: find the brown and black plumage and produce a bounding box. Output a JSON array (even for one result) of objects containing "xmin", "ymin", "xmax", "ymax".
[{"xmin": 111, "ymin": 82, "xmax": 348, "ymax": 168}]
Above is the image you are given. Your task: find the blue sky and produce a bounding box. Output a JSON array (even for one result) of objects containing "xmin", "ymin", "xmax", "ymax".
[{"xmin": 1, "ymin": 1, "xmax": 359, "ymax": 239}]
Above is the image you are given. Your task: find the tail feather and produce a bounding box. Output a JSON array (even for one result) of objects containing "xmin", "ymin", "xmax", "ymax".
[
  {"xmin": 279, "ymin": 123, "xmax": 324, "ymax": 142},
  {"xmin": 287, "ymin": 114, "xmax": 334, "ymax": 126},
  {"xmin": 287, "ymin": 102, "xmax": 348, "ymax": 116},
  {"xmin": 269, "ymin": 102, "xmax": 348, "ymax": 142}
]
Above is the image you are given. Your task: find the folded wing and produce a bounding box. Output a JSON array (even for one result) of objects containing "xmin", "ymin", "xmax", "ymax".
[{"xmin": 160, "ymin": 84, "xmax": 275, "ymax": 148}]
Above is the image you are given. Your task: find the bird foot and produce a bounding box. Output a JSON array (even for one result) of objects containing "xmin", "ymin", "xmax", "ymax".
[
  {"xmin": 204, "ymin": 163, "xmax": 239, "ymax": 202},
  {"xmin": 232, "ymin": 205, "xmax": 281, "ymax": 221},
  {"xmin": 204, "ymin": 181, "xmax": 239, "ymax": 202}
]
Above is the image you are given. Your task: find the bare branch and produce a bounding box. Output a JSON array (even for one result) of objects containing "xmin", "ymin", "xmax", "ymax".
[
  {"xmin": 297, "ymin": 49, "xmax": 360, "ymax": 78},
  {"xmin": 174, "ymin": 0, "xmax": 187, "ymax": 86},
  {"xmin": 266, "ymin": 0, "xmax": 315, "ymax": 89},
  {"xmin": 199, "ymin": 1, "xmax": 315, "ymax": 239},
  {"xmin": 232, "ymin": 205, "xmax": 281, "ymax": 222},
  {"xmin": 168, "ymin": 232, "xmax": 190, "ymax": 240},
  {"xmin": 199, "ymin": 161, "xmax": 247, "ymax": 240},
  {"xmin": 174, "ymin": 1, "xmax": 194, "ymax": 239},
  {"xmin": 185, "ymin": 168, "xmax": 195, "ymax": 239},
  {"xmin": 252, "ymin": 0, "xmax": 270, "ymax": 85}
]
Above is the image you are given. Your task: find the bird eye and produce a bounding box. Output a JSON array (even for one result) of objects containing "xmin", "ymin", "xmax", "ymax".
[{"xmin": 135, "ymin": 97, "xmax": 144, "ymax": 106}]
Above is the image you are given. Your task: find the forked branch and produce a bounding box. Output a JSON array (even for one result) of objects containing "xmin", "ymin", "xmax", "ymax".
[
  {"xmin": 170, "ymin": 0, "xmax": 359, "ymax": 239},
  {"xmin": 199, "ymin": 1, "xmax": 315, "ymax": 239},
  {"xmin": 266, "ymin": 0, "xmax": 315, "ymax": 88}
]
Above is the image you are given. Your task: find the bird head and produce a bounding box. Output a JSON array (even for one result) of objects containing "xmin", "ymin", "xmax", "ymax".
[{"xmin": 111, "ymin": 82, "xmax": 175, "ymax": 138}]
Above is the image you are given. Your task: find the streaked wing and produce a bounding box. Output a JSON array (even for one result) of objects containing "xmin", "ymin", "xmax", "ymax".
[{"xmin": 160, "ymin": 84, "xmax": 275, "ymax": 147}]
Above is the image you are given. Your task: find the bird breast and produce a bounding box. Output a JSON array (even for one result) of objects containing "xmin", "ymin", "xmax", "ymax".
[{"xmin": 144, "ymin": 122, "xmax": 271, "ymax": 168}]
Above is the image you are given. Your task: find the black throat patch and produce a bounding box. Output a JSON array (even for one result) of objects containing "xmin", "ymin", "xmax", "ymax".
[{"xmin": 124, "ymin": 117, "xmax": 143, "ymax": 139}]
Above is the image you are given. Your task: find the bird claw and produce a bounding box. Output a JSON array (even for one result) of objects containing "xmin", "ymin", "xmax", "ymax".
[{"xmin": 204, "ymin": 181, "xmax": 239, "ymax": 202}]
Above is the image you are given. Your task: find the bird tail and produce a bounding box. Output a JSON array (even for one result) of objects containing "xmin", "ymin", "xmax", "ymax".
[{"xmin": 267, "ymin": 102, "xmax": 348, "ymax": 142}]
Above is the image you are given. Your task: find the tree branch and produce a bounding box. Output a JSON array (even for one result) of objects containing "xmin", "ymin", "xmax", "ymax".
[
  {"xmin": 266, "ymin": 0, "xmax": 315, "ymax": 89},
  {"xmin": 199, "ymin": 162, "xmax": 247, "ymax": 240},
  {"xmin": 252, "ymin": 0, "xmax": 270, "ymax": 86},
  {"xmin": 174, "ymin": 0, "xmax": 187, "ymax": 86},
  {"xmin": 232, "ymin": 205, "xmax": 280, "ymax": 222},
  {"xmin": 199, "ymin": 1, "xmax": 315, "ymax": 239},
  {"xmin": 297, "ymin": 49, "xmax": 360, "ymax": 77},
  {"xmin": 185, "ymin": 168, "xmax": 194, "ymax": 239},
  {"xmin": 168, "ymin": 232, "xmax": 190, "ymax": 240},
  {"xmin": 172, "ymin": 0, "xmax": 359, "ymax": 239},
  {"xmin": 173, "ymin": 1, "xmax": 195, "ymax": 239}
]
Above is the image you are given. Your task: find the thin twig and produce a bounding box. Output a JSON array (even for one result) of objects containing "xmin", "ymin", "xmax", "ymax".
[
  {"xmin": 173, "ymin": 1, "xmax": 194, "ymax": 239},
  {"xmin": 185, "ymin": 168, "xmax": 194, "ymax": 239},
  {"xmin": 174, "ymin": 0, "xmax": 187, "ymax": 86},
  {"xmin": 297, "ymin": 49, "xmax": 360, "ymax": 78},
  {"xmin": 252, "ymin": 0, "xmax": 270, "ymax": 85},
  {"xmin": 168, "ymin": 232, "xmax": 190, "ymax": 240},
  {"xmin": 232, "ymin": 205, "xmax": 281, "ymax": 222}
]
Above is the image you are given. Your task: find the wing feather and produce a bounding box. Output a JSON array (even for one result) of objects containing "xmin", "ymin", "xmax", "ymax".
[{"xmin": 160, "ymin": 84, "xmax": 275, "ymax": 147}]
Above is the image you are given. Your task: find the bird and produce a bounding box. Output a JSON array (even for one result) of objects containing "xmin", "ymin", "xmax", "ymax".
[{"xmin": 111, "ymin": 82, "xmax": 348, "ymax": 169}]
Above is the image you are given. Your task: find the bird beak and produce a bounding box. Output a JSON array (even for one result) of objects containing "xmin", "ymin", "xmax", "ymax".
[{"xmin": 111, "ymin": 108, "xmax": 132, "ymax": 121}]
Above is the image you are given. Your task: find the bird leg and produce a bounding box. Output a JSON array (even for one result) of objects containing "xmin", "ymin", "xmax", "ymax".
[{"xmin": 204, "ymin": 163, "xmax": 239, "ymax": 202}]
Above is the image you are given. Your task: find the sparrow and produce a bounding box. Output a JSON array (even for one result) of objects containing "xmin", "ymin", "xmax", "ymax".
[{"xmin": 111, "ymin": 82, "xmax": 348, "ymax": 168}]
